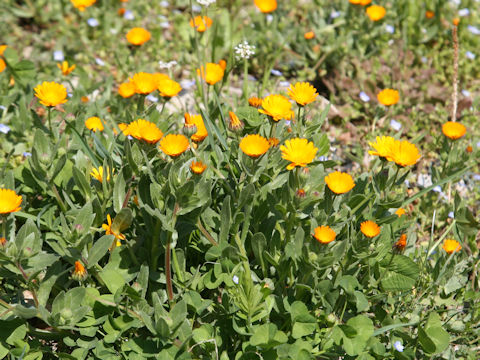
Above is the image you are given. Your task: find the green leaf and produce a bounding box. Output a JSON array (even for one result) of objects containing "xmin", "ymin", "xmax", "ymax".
[
  {"xmin": 419, "ymin": 313, "xmax": 450, "ymax": 355},
  {"xmin": 99, "ymin": 269, "xmax": 126, "ymax": 295},
  {"xmin": 87, "ymin": 235, "xmax": 115, "ymax": 268},
  {"xmin": 380, "ymin": 255, "xmax": 419, "ymax": 292},
  {"xmin": 112, "ymin": 208, "xmax": 133, "ymax": 234},
  {"xmin": 219, "ymin": 195, "xmax": 231, "ymax": 244},
  {"xmin": 343, "ymin": 315, "xmax": 374, "ymax": 356},
  {"xmin": 250, "ymin": 323, "xmax": 288, "ymax": 348},
  {"xmin": 113, "ymin": 169, "xmax": 126, "ymax": 213}
]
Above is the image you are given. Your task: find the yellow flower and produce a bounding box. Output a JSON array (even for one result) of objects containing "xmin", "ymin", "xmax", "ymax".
[
  {"xmin": 368, "ymin": 136, "xmax": 395, "ymax": 160},
  {"xmin": 349, "ymin": 0, "xmax": 372, "ymax": 5},
  {"xmin": 71, "ymin": 0, "xmax": 96, "ymax": 11},
  {"xmin": 126, "ymin": 27, "xmax": 151, "ymax": 45},
  {"xmin": 159, "ymin": 134, "xmax": 190, "ymax": 157},
  {"xmin": 304, "ymin": 31, "xmax": 315, "ymax": 40},
  {"xmin": 189, "ymin": 15, "xmax": 213, "ymax": 32},
  {"xmin": 258, "ymin": 94, "xmax": 294, "ymax": 121},
  {"xmin": 114, "ymin": 122, "xmax": 129, "ymax": 136},
  {"xmin": 85, "ymin": 116, "xmax": 104, "ymax": 132},
  {"xmin": 118, "ymin": 81, "xmax": 136, "ymax": 98},
  {"xmin": 197, "ymin": 63, "xmax": 225, "ymax": 85},
  {"xmin": 126, "ymin": 119, "xmax": 164, "ymax": 144},
  {"xmin": 153, "ymin": 73, "xmax": 171, "ymax": 86},
  {"xmin": 360, "ymin": 220, "xmax": 381, "ymax": 238},
  {"xmin": 324, "ymin": 171, "xmax": 355, "ymax": 194},
  {"xmin": 0, "ymin": 45, "xmax": 7, "ymax": 55},
  {"xmin": 366, "ymin": 5, "xmax": 386, "ymax": 21},
  {"xmin": 442, "ymin": 122, "xmax": 466, "ymax": 140},
  {"xmin": 394, "ymin": 234, "xmax": 407, "ymax": 252},
  {"xmin": 280, "ymin": 138, "xmax": 318, "ymax": 170},
  {"xmin": 158, "ymin": 78, "xmax": 182, "ymax": 98},
  {"xmin": 184, "ymin": 113, "xmax": 208, "ymax": 142},
  {"xmin": 287, "ymin": 82, "xmax": 319, "ymax": 106},
  {"xmin": 90, "ymin": 166, "xmax": 114, "ymax": 183},
  {"xmin": 34, "ymin": 81, "xmax": 68, "ymax": 107},
  {"xmin": 254, "ymin": 0, "xmax": 277, "ymax": 13},
  {"xmin": 228, "ymin": 111, "xmax": 244, "ymax": 131},
  {"xmin": 268, "ymin": 137, "xmax": 279, "ymax": 147},
  {"xmin": 57, "ymin": 61, "xmax": 76, "ymax": 76},
  {"xmin": 239, "ymin": 134, "xmax": 270, "ymax": 158},
  {"xmin": 0, "ymin": 59, "xmax": 5, "ymax": 73},
  {"xmin": 395, "ymin": 208, "xmax": 406, "ymax": 217},
  {"xmin": 190, "ymin": 161, "xmax": 207, "ymax": 174},
  {"xmin": 377, "ymin": 89, "xmax": 399, "ymax": 106},
  {"xmin": 442, "ymin": 239, "xmax": 461, "ymax": 254},
  {"xmin": 389, "ymin": 140, "xmax": 421, "ymax": 167},
  {"xmin": 248, "ymin": 96, "xmax": 263, "ymax": 108},
  {"xmin": 102, "ymin": 214, "xmax": 126, "ymax": 246},
  {"xmin": 0, "ymin": 188, "xmax": 22, "ymax": 214},
  {"xmin": 313, "ymin": 225, "xmax": 336, "ymax": 244},
  {"xmin": 72, "ymin": 261, "xmax": 87, "ymax": 281},
  {"xmin": 130, "ymin": 72, "xmax": 157, "ymax": 94}
]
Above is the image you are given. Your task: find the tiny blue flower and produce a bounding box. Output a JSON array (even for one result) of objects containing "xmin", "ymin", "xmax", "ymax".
[
  {"xmin": 385, "ymin": 24, "xmax": 395, "ymax": 34},
  {"xmin": 433, "ymin": 185, "xmax": 442, "ymax": 193},
  {"xmin": 87, "ymin": 18, "xmax": 99, "ymax": 27},
  {"xmin": 462, "ymin": 89, "xmax": 471, "ymax": 97},
  {"xmin": 390, "ymin": 119, "xmax": 402, "ymax": 131},
  {"xmin": 279, "ymin": 81, "xmax": 290, "ymax": 87},
  {"xmin": 95, "ymin": 58, "xmax": 105, "ymax": 66},
  {"xmin": 466, "ymin": 51, "xmax": 476, "ymax": 60},
  {"xmin": 359, "ymin": 91, "xmax": 370, "ymax": 102},
  {"xmin": 393, "ymin": 341, "xmax": 404, "ymax": 352},
  {"xmin": 146, "ymin": 94, "xmax": 158, "ymax": 103},
  {"xmin": 232, "ymin": 275, "xmax": 239, "ymax": 284},
  {"xmin": 124, "ymin": 10, "xmax": 134, "ymax": 20},
  {"xmin": 0, "ymin": 124, "xmax": 11, "ymax": 134},
  {"xmin": 53, "ymin": 50, "xmax": 64, "ymax": 61},
  {"xmin": 23, "ymin": 152, "xmax": 32, "ymax": 157},
  {"xmin": 458, "ymin": 8, "xmax": 470, "ymax": 17},
  {"xmin": 330, "ymin": 10, "xmax": 341, "ymax": 19},
  {"xmin": 271, "ymin": 69, "xmax": 283, "ymax": 76},
  {"xmin": 467, "ymin": 25, "xmax": 480, "ymax": 35},
  {"xmin": 448, "ymin": 211, "xmax": 454, "ymax": 219}
]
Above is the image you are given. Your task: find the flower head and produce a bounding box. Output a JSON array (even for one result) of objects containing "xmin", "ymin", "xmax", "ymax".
[
  {"xmin": 360, "ymin": 220, "xmax": 381, "ymax": 238},
  {"xmin": 0, "ymin": 59, "xmax": 5, "ymax": 74},
  {"xmin": 189, "ymin": 15, "xmax": 213, "ymax": 32},
  {"xmin": 158, "ymin": 78, "xmax": 182, "ymax": 98},
  {"xmin": 442, "ymin": 122, "xmax": 466, "ymax": 140},
  {"xmin": 118, "ymin": 81, "xmax": 136, "ymax": 98},
  {"xmin": 240, "ymin": 134, "xmax": 270, "ymax": 158},
  {"xmin": 90, "ymin": 166, "xmax": 114, "ymax": 183},
  {"xmin": 102, "ymin": 214, "xmax": 126, "ymax": 246},
  {"xmin": 130, "ymin": 72, "xmax": 157, "ymax": 94},
  {"xmin": 287, "ymin": 82, "xmax": 319, "ymax": 106},
  {"xmin": 389, "ymin": 140, "xmax": 421, "ymax": 167},
  {"xmin": 258, "ymin": 94, "xmax": 294, "ymax": 121},
  {"xmin": 368, "ymin": 136, "xmax": 395, "ymax": 160},
  {"xmin": 254, "ymin": 0, "xmax": 277, "ymax": 13},
  {"xmin": 304, "ymin": 31, "xmax": 315, "ymax": 39},
  {"xmin": 235, "ymin": 41, "xmax": 256, "ymax": 60},
  {"xmin": 34, "ymin": 81, "xmax": 68, "ymax": 107},
  {"xmin": 268, "ymin": 137, "xmax": 279, "ymax": 147},
  {"xmin": 349, "ymin": 0, "xmax": 372, "ymax": 5},
  {"xmin": 126, "ymin": 119, "xmax": 163, "ymax": 144},
  {"xmin": 394, "ymin": 234, "xmax": 407, "ymax": 252},
  {"xmin": 159, "ymin": 134, "xmax": 190, "ymax": 157},
  {"xmin": 313, "ymin": 225, "xmax": 336, "ymax": 244},
  {"xmin": 248, "ymin": 96, "xmax": 263, "ymax": 108},
  {"xmin": 280, "ymin": 138, "xmax": 318, "ymax": 170},
  {"xmin": 425, "ymin": 10, "xmax": 435, "ymax": 19},
  {"xmin": 228, "ymin": 111, "xmax": 244, "ymax": 132},
  {"xmin": 442, "ymin": 239, "xmax": 461, "ymax": 254},
  {"xmin": 85, "ymin": 116, "xmax": 104, "ymax": 132},
  {"xmin": 126, "ymin": 27, "xmax": 151, "ymax": 45},
  {"xmin": 324, "ymin": 171, "xmax": 355, "ymax": 194},
  {"xmin": 71, "ymin": 0, "xmax": 96, "ymax": 11},
  {"xmin": 57, "ymin": 61, "xmax": 76, "ymax": 76},
  {"xmin": 0, "ymin": 188, "xmax": 22, "ymax": 214},
  {"xmin": 184, "ymin": 113, "xmax": 208, "ymax": 142},
  {"xmin": 197, "ymin": 0, "xmax": 216, "ymax": 6},
  {"xmin": 395, "ymin": 208, "xmax": 406, "ymax": 217},
  {"xmin": 190, "ymin": 161, "xmax": 207, "ymax": 174},
  {"xmin": 197, "ymin": 63, "xmax": 224, "ymax": 85},
  {"xmin": 72, "ymin": 261, "xmax": 87, "ymax": 281},
  {"xmin": 377, "ymin": 89, "xmax": 399, "ymax": 106},
  {"xmin": 366, "ymin": 5, "xmax": 386, "ymax": 21},
  {"xmin": 0, "ymin": 237, "xmax": 6, "ymax": 247},
  {"xmin": 393, "ymin": 341, "xmax": 404, "ymax": 352}
]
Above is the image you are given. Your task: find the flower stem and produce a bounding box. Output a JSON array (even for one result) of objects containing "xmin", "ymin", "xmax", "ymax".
[
  {"xmin": 47, "ymin": 107, "xmax": 53, "ymax": 137},
  {"xmin": 242, "ymin": 59, "xmax": 249, "ymax": 102}
]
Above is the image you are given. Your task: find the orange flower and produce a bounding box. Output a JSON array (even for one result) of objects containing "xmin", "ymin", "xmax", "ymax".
[
  {"xmin": 425, "ymin": 10, "xmax": 435, "ymax": 19},
  {"xmin": 158, "ymin": 78, "xmax": 182, "ymax": 98},
  {"xmin": 268, "ymin": 137, "xmax": 279, "ymax": 147},
  {"xmin": 280, "ymin": 138, "xmax": 318, "ymax": 170},
  {"xmin": 324, "ymin": 171, "xmax": 355, "ymax": 194},
  {"xmin": 288, "ymin": 82, "xmax": 319, "ymax": 106},
  {"xmin": 127, "ymin": 119, "xmax": 163, "ymax": 144},
  {"xmin": 395, "ymin": 208, "xmax": 406, "ymax": 217},
  {"xmin": 85, "ymin": 116, "xmax": 104, "ymax": 132},
  {"xmin": 197, "ymin": 63, "xmax": 225, "ymax": 85},
  {"xmin": 0, "ymin": 188, "xmax": 22, "ymax": 214},
  {"xmin": 442, "ymin": 122, "xmax": 466, "ymax": 140},
  {"xmin": 190, "ymin": 161, "xmax": 207, "ymax": 174},
  {"xmin": 102, "ymin": 214, "xmax": 126, "ymax": 246},
  {"xmin": 189, "ymin": 15, "xmax": 213, "ymax": 33},
  {"xmin": 184, "ymin": 113, "xmax": 208, "ymax": 142},
  {"xmin": 81, "ymin": 96, "xmax": 89, "ymax": 103},
  {"xmin": 159, "ymin": 134, "xmax": 190, "ymax": 157},
  {"xmin": 313, "ymin": 225, "xmax": 336, "ymax": 244},
  {"xmin": 0, "ymin": 237, "xmax": 6, "ymax": 246},
  {"xmin": 72, "ymin": 261, "xmax": 87, "ymax": 281},
  {"xmin": 254, "ymin": 0, "xmax": 277, "ymax": 13},
  {"xmin": 113, "ymin": 123, "xmax": 129, "ymax": 136},
  {"xmin": 118, "ymin": 81, "xmax": 136, "ymax": 98},
  {"xmin": 394, "ymin": 234, "xmax": 407, "ymax": 252},
  {"xmin": 228, "ymin": 111, "xmax": 244, "ymax": 132},
  {"xmin": 57, "ymin": 61, "xmax": 76, "ymax": 76},
  {"xmin": 34, "ymin": 81, "xmax": 68, "ymax": 107},
  {"xmin": 304, "ymin": 31, "xmax": 315, "ymax": 40},
  {"xmin": 349, "ymin": 0, "xmax": 372, "ymax": 4},
  {"xmin": 219, "ymin": 59, "xmax": 227, "ymax": 70},
  {"xmin": 240, "ymin": 134, "xmax": 270, "ymax": 158},
  {"xmin": 258, "ymin": 94, "xmax": 294, "ymax": 121},
  {"xmin": 130, "ymin": 72, "xmax": 157, "ymax": 94},
  {"xmin": 466, "ymin": 145, "xmax": 473, "ymax": 153},
  {"xmin": 360, "ymin": 220, "xmax": 381, "ymax": 238},
  {"xmin": 71, "ymin": 0, "xmax": 96, "ymax": 11},
  {"xmin": 453, "ymin": 18, "xmax": 460, "ymax": 26},
  {"xmin": 0, "ymin": 59, "xmax": 5, "ymax": 74},
  {"xmin": 366, "ymin": 5, "xmax": 386, "ymax": 21},
  {"xmin": 377, "ymin": 89, "xmax": 399, "ymax": 106},
  {"xmin": 248, "ymin": 96, "xmax": 263, "ymax": 108},
  {"xmin": 126, "ymin": 27, "xmax": 151, "ymax": 45},
  {"xmin": 442, "ymin": 239, "xmax": 461, "ymax": 254},
  {"xmin": 389, "ymin": 140, "xmax": 421, "ymax": 167}
]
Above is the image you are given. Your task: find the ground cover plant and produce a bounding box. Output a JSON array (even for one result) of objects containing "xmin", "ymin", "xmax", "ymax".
[{"xmin": 0, "ymin": 0, "xmax": 480, "ymax": 359}]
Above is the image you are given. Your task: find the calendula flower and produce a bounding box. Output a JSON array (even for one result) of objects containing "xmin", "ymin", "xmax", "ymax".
[
  {"xmin": 0, "ymin": 237, "xmax": 6, "ymax": 246},
  {"xmin": 360, "ymin": 220, "xmax": 381, "ymax": 238},
  {"xmin": 197, "ymin": 63, "xmax": 224, "ymax": 85},
  {"xmin": 153, "ymin": 73, "xmax": 170, "ymax": 86},
  {"xmin": 158, "ymin": 78, "xmax": 182, "ymax": 98},
  {"xmin": 71, "ymin": 0, "xmax": 96, "ymax": 11},
  {"xmin": 0, "ymin": 59, "xmax": 5, "ymax": 73},
  {"xmin": 442, "ymin": 122, "xmax": 466, "ymax": 140},
  {"xmin": 304, "ymin": 31, "xmax": 315, "ymax": 40},
  {"xmin": 442, "ymin": 239, "xmax": 461, "ymax": 254},
  {"xmin": 425, "ymin": 10, "xmax": 435, "ymax": 19},
  {"xmin": 395, "ymin": 208, "xmax": 406, "ymax": 217},
  {"xmin": 228, "ymin": 111, "xmax": 244, "ymax": 131},
  {"xmin": 184, "ymin": 113, "xmax": 208, "ymax": 142},
  {"xmin": 453, "ymin": 18, "xmax": 460, "ymax": 26},
  {"xmin": 389, "ymin": 140, "xmax": 421, "ymax": 167},
  {"xmin": 366, "ymin": 5, "xmax": 386, "ymax": 21},
  {"xmin": 189, "ymin": 15, "xmax": 213, "ymax": 32},
  {"xmin": 394, "ymin": 234, "xmax": 407, "ymax": 252},
  {"xmin": 90, "ymin": 166, "xmax": 114, "ymax": 183},
  {"xmin": 240, "ymin": 134, "xmax": 270, "ymax": 158},
  {"xmin": 368, "ymin": 136, "xmax": 395, "ymax": 160},
  {"xmin": 377, "ymin": 89, "xmax": 399, "ymax": 106},
  {"xmin": 268, "ymin": 137, "xmax": 279, "ymax": 147},
  {"xmin": 57, "ymin": 61, "xmax": 76, "ymax": 75},
  {"xmin": 349, "ymin": 0, "xmax": 372, "ymax": 5},
  {"xmin": 126, "ymin": 27, "xmax": 151, "ymax": 45},
  {"xmin": 127, "ymin": 119, "xmax": 163, "ymax": 144},
  {"xmin": 159, "ymin": 134, "xmax": 190, "ymax": 157},
  {"xmin": 258, "ymin": 94, "xmax": 294, "ymax": 121},
  {"xmin": 466, "ymin": 145, "xmax": 473, "ymax": 153},
  {"xmin": 102, "ymin": 214, "xmax": 126, "ymax": 246},
  {"xmin": 130, "ymin": 72, "xmax": 157, "ymax": 94},
  {"xmin": 248, "ymin": 96, "xmax": 263, "ymax": 108},
  {"xmin": 118, "ymin": 81, "xmax": 136, "ymax": 98},
  {"xmin": 254, "ymin": 0, "xmax": 277, "ymax": 13},
  {"xmin": 0, "ymin": 188, "xmax": 22, "ymax": 214},
  {"xmin": 288, "ymin": 82, "xmax": 319, "ymax": 106},
  {"xmin": 34, "ymin": 81, "xmax": 68, "ymax": 107},
  {"xmin": 72, "ymin": 261, "xmax": 88, "ymax": 281},
  {"xmin": 190, "ymin": 161, "xmax": 207, "ymax": 174},
  {"xmin": 280, "ymin": 138, "xmax": 318, "ymax": 170},
  {"xmin": 313, "ymin": 225, "xmax": 336, "ymax": 244},
  {"xmin": 324, "ymin": 171, "xmax": 355, "ymax": 194},
  {"xmin": 113, "ymin": 123, "xmax": 129, "ymax": 136},
  {"xmin": 85, "ymin": 116, "xmax": 104, "ymax": 132}
]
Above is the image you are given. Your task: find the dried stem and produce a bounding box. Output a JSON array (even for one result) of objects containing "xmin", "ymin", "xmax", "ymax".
[{"xmin": 451, "ymin": 25, "xmax": 459, "ymax": 122}]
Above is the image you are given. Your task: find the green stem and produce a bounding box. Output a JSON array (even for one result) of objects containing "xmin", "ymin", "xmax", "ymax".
[
  {"xmin": 296, "ymin": 106, "xmax": 302, "ymax": 136},
  {"xmin": 151, "ymin": 220, "xmax": 162, "ymax": 272},
  {"xmin": 165, "ymin": 203, "xmax": 179, "ymax": 302},
  {"xmin": 242, "ymin": 59, "xmax": 249, "ymax": 102},
  {"xmin": 137, "ymin": 94, "xmax": 145, "ymax": 115},
  {"xmin": 47, "ymin": 107, "xmax": 53, "ymax": 138},
  {"xmin": 1, "ymin": 215, "xmax": 6, "ymax": 239}
]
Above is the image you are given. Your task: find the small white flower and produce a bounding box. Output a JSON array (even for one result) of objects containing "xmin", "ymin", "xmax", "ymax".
[
  {"xmin": 0, "ymin": 105, "xmax": 6, "ymax": 112},
  {"xmin": 180, "ymin": 79, "xmax": 196, "ymax": 90},
  {"xmin": 385, "ymin": 24, "xmax": 395, "ymax": 34},
  {"xmin": 197, "ymin": 0, "xmax": 216, "ymax": 6},
  {"xmin": 468, "ymin": 25, "xmax": 480, "ymax": 35},
  {"xmin": 0, "ymin": 124, "xmax": 11, "ymax": 134},
  {"xmin": 192, "ymin": 4, "xmax": 202, "ymax": 12},
  {"xmin": 67, "ymin": 93, "xmax": 73, "ymax": 98},
  {"xmin": 421, "ymin": 56, "xmax": 428, "ymax": 63},
  {"xmin": 160, "ymin": 1, "xmax": 169, "ymax": 7},
  {"xmin": 53, "ymin": 50, "xmax": 64, "ymax": 61},
  {"xmin": 266, "ymin": 14, "xmax": 273, "ymax": 23},
  {"xmin": 158, "ymin": 60, "xmax": 178, "ymax": 69},
  {"xmin": 466, "ymin": 51, "xmax": 476, "ymax": 60},
  {"xmin": 124, "ymin": 10, "xmax": 135, "ymax": 20},
  {"xmin": 87, "ymin": 18, "xmax": 99, "ymax": 27},
  {"xmin": 359, "ymin": 91, "xmax": 370, "ymax": 102},
  {"xmin": 462, "ymin": 89, "xmax": 471, "ymax": 97},
  {"xmin": 448, "ymin": 211, "xmax": 455, "ymax": 218},
  {"xmin": 235, "ymin": 41, "xmax": 256, "ymax": 60},
  {"xmin": 285, "ymin": 120, "xmax": 291, "ymax": 126},
  {"xmin": 95, "ymin": 58, "xmax": 105, "ymax": 66},
  {"xmin": 146, "ymin": 95, "xmax": 158, "ymax": 102},
  {"xmin": 458, "ymin": 8, "xmax": 470, "ymax": 17},
  {"xmin": 232, "ymin": 275, "xmax": 239, "ymax": 284},
  {"xmin": 279, "ymin": 81, "xmax": 290, "ymax": 87},
  {"xmin": 330, "ymin": 10, "xmax": 341, "ymax": 19},
  {"xmin": 433, "ymin": 185, "xmax": 442, "ymax": 193},
  {"xmin": 390, "ymin": 119, "xmax": 402, "ymax": 131},
  {"xmin": 393, "ymin": 341, "xmax": 404, "ymax": 352},
  {"xmin": 271, "ymin": 69, "xmax": 282, "ymax": 76},
  {"xmin": 417, "ymin": 174, "xmax": 433, "ymax": 188}
]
